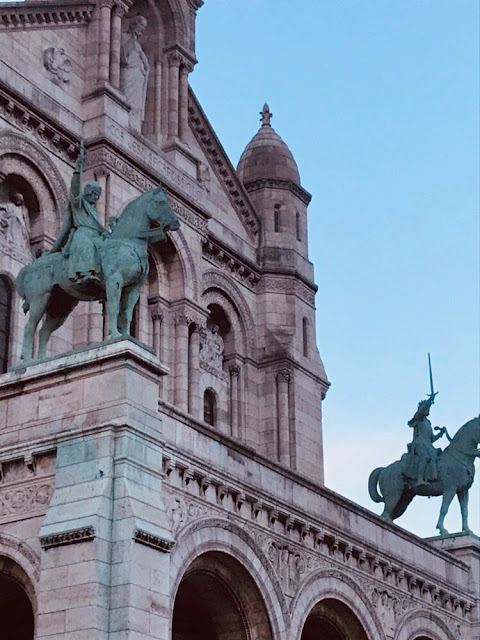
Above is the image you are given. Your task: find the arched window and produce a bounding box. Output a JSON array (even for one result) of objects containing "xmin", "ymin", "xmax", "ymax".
[
  {"xmin": 296, "ymin": 212, "xmax": 301, "ymax": 241},
  {"xmin": 274, "ymin": 204, "xmax": 280, "ymax": 233},
  {"xmin": 0, "ymin": 276, "xmax": 12, "ymax": 373},
  {"xmin": 302, "ymin": 317, "xmax": 308, "ymax": 358},
  {"xmin": 203, "ymin": 389, "xmax": 217, "ymax": 426}
]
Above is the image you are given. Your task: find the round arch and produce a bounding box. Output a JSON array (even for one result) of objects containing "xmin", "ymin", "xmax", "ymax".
[
  {"xmin": 169, "ymin": 517, "xmax": 288, "ymax": 640},
  {"xmin": 0, "ymin": 533, "xmax": 39, "ymax": 616},
  {"xmin": 393, "ymin": 610, "xmax": 458, "ymax": 640},
  {"xmin": 290, "ymin": 569, "xmax": 385, "ymax": 640},
  {"xmin": 0, "ymin": 130, "xmax": 68, "ymax": 229}
]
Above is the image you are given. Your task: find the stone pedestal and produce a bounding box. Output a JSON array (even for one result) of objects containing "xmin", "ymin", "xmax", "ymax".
[{"xmin": 0, "ymin": 339, "xmax": 174, "ymax": 639}]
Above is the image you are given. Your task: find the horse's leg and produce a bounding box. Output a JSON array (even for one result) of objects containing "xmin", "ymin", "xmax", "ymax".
[
  {"xmin": 21, "ymin": 292, "xmax": 50, "ymax": 362},
  {"xmin": 436, "ymin": 488, "xmax": 456, "ymax": 536},
  {"xmin": 38, "ymin": 291, "xmax": 78, "ymax": 359},
  {"xmin": 118, "ymin": 283, "xmax": 142, "ymax": 336},
  {"xmin": 457, "ymin": 489, "xmax": 472, "ymax": 535},
  {"xmin": 105, "ymin": 275, "xmax": 123, "ymax": 339}
]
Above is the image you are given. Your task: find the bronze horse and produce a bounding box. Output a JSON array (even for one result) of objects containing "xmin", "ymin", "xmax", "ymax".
[{"xmin": 369, "ymin": 416, "xmax": 480, "ymax": 535}]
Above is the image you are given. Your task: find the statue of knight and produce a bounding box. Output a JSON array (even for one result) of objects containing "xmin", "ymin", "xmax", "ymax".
[
  {"xmin": 369, "ymin": 354, "xmax": 480, "ymax": 535},
  {"xmin": 49, "ymin": 139, "xmax": 107, "ymax": 284}
]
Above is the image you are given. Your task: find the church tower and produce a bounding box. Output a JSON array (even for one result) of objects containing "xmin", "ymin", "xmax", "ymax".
[{"xmin": 238, "ymin": 105, "xmax": 329, "ymax": 481}]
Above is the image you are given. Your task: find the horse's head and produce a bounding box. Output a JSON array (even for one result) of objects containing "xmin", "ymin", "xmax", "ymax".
[{"xmin": 146, "ymin": 186, "xmax": 180, "ymax": 240}]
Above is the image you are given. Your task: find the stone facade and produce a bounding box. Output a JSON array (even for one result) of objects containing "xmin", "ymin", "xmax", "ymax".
[{"xmin": 0, "ymin": 1, "xmax": 478, "ymax": 639}]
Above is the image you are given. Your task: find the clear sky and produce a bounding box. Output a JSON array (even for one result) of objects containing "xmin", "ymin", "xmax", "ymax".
[{"xmin": 191, "ymin": 0, "xmax": 480, "ymax": 538}]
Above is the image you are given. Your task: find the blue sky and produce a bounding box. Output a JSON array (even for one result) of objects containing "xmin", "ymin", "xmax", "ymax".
[{"xmin": 191, "ymin": 0, "xmax": 480, "ymax": 538}]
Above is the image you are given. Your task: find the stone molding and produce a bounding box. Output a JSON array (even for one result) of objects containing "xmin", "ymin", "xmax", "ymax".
[
  {"xmin": 0, "ymin": 88, "xmax": 78, "ymax": 167},
  {"xmin": 133, "ymin": 528, "xmax": 175, "ymax": 553},
  {"xmin": 258, "ymin": 275, "xmax": 316, "ymax": 307},
  {"xmin": 0, "ymin": 1, "xmax": 95, "ymax": 31},
  {"xmin": 243, "ymin": 177, "xmax": 312, "ymax": 206},
  {"xmin": 199, "ymin": 359, "xmax": 227, "ymax": 381},
  {"xmin": 161, "ymin": 461, "xmax": 475, "ymax": 622},
  {"xmin": 202, "ymin": 237, "xmax": 260, "ymax": 290},
  {"xmin": 188, "ymin": 88, "xmax": 260, "ymax": 239},
  {"xmin": 40, "ymin": 525, "xmax": 96, "ymax": 550}
]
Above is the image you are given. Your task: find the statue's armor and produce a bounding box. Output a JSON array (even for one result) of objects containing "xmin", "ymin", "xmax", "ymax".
[
  {"xmin": 50, "ymin": 165, "xmax": 105, "ymax": 279},
  {"xmin": 405, "ymin": 416, "xmax": 439, "ymax": 482}
]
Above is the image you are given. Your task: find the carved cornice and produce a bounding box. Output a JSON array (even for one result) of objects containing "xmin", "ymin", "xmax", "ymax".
[
  {"xmin": 201, "ymin": 237, "xmax": 260, "ymax": 290},
  {"xmin": 188, "ymin": 88, "xmax": 260, "ymax": 240},
  {"xmin": 243, "ymin": 177, "xmax": 312, "ymax": 206},
  {"xmin": 0, "ymin": 1, "xmax": 95, "ymax": 31},
  {"xmin": 161, "ymin": 460, "xmax": 475, "ymax": 621},
  {"xmin": 133, "ymin": 528, "xmax": 175, "ymax": 553},
  {"xmin": 40, "ymin": 525, "xmax": 96, "ymax": 550},
  {"xmin": 0, "ymin": 86, "xmax": 78, "ymax": 165},
  {"xmin": 164, "ymin": 44, "xmax": 197, "ymax": 69}
]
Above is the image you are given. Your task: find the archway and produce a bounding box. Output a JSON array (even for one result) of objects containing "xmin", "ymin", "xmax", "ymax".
[
  {"xmin": 0, "ymin": 573, "xmax": 34, "ymax": 639},
  {"xmin": 172, "ymin": 551, "xmax": 273, "ymax": 640},
  {"xmin": 301, "ymin": 598, "xmax": 368, "ymax": 640}
]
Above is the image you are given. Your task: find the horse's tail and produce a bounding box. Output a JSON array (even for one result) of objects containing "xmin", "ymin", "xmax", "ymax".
[
  {"xmin": 368, "ymin": 467, "xmax": 385, "ymax": 503},
  {"xmin": 15, "ymin": 265, "xmax": 30, "ymax": 313}
]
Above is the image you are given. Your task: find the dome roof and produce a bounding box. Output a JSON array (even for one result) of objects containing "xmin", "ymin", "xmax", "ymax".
[{"xmin": 237, "ymin": 104, "xmax": 300, "ymax": 186}]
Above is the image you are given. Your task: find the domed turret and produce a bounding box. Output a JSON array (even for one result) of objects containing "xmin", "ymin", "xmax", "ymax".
[{"xmin": 237, "ymin": 104, "xmax": 300, "ymax": 186}]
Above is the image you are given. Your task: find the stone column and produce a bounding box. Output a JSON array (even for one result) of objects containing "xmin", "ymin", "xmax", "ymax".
[
  {"xmin": 97, "ymin": 0, "xmax": 112, "ymax": 83},
  {"xmin": 276, "ymin": 368, "xmax": 291, "ymax": 466},
  {"xmin": 229, "ymin": 365, "xmax": 240, "ymax": 439},
  {"xmin": 178, "ymin": 62, "xmax": 192, "ymax": 142},
  {"xmin": 188, "ymin": 326, "xmax": 200, "ymax": 417},
  {"xmin": 137, "ymin": 288, "xmax": 149, "ymax": 344},
  {"xmin": 167, "ymin": 52, "xmax": 180, "ymax": 139},
  {"xmin": 154, "ymin": 60, "xmax": 163, "ymax": 143},
  {"xmin": 174, "ymin": 313, "xmax": 190, "ymax": 411},
  {"xmin": 109, "ymin": 3, "xmax": 124, "ymax": 88},
  {"xmin": 151, "ymin": 310, "xmax": 163, "ymax": 359}
]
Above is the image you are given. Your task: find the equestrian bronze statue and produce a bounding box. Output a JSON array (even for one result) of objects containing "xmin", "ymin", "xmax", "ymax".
[
  {"xmin": 16, "ymin": 142, "xmax": 180, "ymax": 362},
  {"xmin": 369, "ymin": 356, "xmax": 480, "ymax": 535}
]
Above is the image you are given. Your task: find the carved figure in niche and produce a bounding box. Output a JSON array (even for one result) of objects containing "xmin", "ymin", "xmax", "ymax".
[
  {"xmin": 0, "ymin": 188, "xmax": 31, "ymax": 255},
  {"xmin": 43, "ymin": 47, "xmax": 72, "ymax": 84},
  {"xmin": 49, "ymin": 140, "xmax": 106, "ymax": 284},
  {"xmin": 200, "ymin": 323, "xmax": 224, "ymax": 371},
  {"xmin": 120, "ymin": 16, "xmax": 149, "ymax": 131}
]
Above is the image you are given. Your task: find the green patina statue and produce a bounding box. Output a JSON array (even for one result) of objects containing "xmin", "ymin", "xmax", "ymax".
[
  {"xmin": 16, "ymin": 143, "xmax": 180, "ymax": 362},
  {"xmin": 369, "ymin": 357, "xmax": 480, "ymax": 535}
]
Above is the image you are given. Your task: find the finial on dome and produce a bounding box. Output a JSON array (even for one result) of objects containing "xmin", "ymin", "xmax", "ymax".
[{"xmin": 260, "ymin": 103, "xmax": 272, "ymax": 127}]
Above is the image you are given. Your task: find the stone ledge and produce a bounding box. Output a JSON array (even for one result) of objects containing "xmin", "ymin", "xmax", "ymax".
[
  {"xmin": 133, "ymin": 528, "xmax": 175, "ymax": 553},
  {"xmin": 40, "ymin": 525, "xmax": 95, "ymax": 550}
]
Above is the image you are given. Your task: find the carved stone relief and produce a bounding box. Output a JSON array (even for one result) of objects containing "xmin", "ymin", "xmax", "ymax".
[
  {"xmin": 43, "ymin": 47, "xmax": 72, "ymax": 84},
  {"xmin": 199, "ymin": 323, "xmax": 224, "ymax": 379},
  {"xmin": 0, "ymin": 480, "xmax": 54, "ymax": 522}
]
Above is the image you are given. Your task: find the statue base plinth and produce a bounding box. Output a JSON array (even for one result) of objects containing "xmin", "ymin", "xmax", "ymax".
[{"xmin": 0, "ymin": 338, "xmax": 167, "ymax": 438}]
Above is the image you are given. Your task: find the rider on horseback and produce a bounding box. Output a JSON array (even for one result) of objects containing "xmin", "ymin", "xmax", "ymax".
[
  {"xmin": 50, "ymin": 141, "xmax": 107, "ymax": 284},
  {"xmin": 405, "ymin": 394, "xmax": 446, "ymax": 488}
]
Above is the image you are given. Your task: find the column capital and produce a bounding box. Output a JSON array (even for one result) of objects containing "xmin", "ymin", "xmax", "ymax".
[
  {"xmin": 276, "ymin": 368, "xmax": 292, "ymax": 383},
  {"xmin": 98, "ymin": 0, "xmax": 114, "ymax": 8},
  {"xmin": 164, "ymin": 45, "xmax": 197, "ymax": 69},
  {"xmin": 229, "ymin": 364, "xmax": 240, "ymax": 378},
  {"xmin": 112, "ymin": 1, "xmax": 128, "ymax": 17}
]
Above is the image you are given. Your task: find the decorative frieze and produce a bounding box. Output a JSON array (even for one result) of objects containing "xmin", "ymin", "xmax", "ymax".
[
  {"xmin": 202, "ymin": 238, "xmax": 260, "ymax": 290},
  {"xmin": 40, "ymin": 525, "xmax": 95, "ymax": 550},
  {"xmin": 0, "ymin": 480, "xmax": 53, "ymax": 522},
  {"xmin": 133, "ymin": 528, "xmax": 175, "ymax": 553},
  {"xmin": 162, "ymin": 459, "xmax": 475, "ymax": 621}
]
